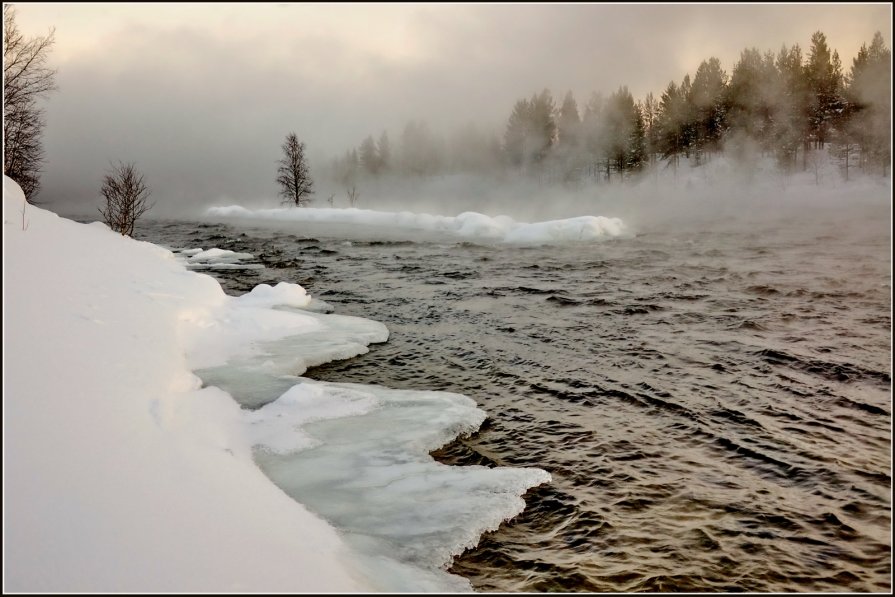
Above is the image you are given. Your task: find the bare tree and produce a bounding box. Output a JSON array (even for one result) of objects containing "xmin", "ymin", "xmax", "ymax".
[
  {"xmin": 3, "ymin": 99, "xmax": 45, "ymax": 199},
  {"xmin": 98, "ymin": 162, "xmax": 153, "ymax": 237},
  {"xmin": 346, "ymin": 185, "xmax": 359, "ymax": 207},
  {"xmin": 277, "ymin": 132, "xmax": 314, "ymax": 206},
  {"xmin": 3, "ymin": 5, "xmax": 57, "ymax": 202}
]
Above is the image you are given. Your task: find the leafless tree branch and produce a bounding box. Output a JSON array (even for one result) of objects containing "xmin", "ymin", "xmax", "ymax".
[
  {"xmin": 346, "ymin": 185, "xmax": 359, "ymax": 207},
  {"xmin": 277, "ymin": 132, "xmax": 314, "ymax": 206},
  {"xmin": 3, "ymin": 5, "xmax": 57, "ymax": 202},
  {"xmin": 98, "ymin": 161, "xmax": 154, "ymax": 236}
]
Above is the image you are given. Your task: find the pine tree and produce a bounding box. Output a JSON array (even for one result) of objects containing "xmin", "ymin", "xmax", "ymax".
[
  {"xmin": 690, "ymin": 57, "xmax": 729, "ymax": 161},
  {"xmin": 503, "ymin": 97, "xmax": 533, "ymax": 168},
  {"xmin": 556, "ymin": 91, "xmax": 583, "ymax": 182},
  {"xmin": 603, "ymin": 86, "xmax": 640, "ymax": 178},
  {"xmin": 774, "ymin": 43, "xmax": 809, "ymax": 170},
  {"xmin": 640, "ymin": 92, "xmax": 659, "ymax": 167},
  {"xmin": 359, "ymin": 135, "xmax": 378, "ymax": 175},
  {"xmin": 557, "ymin": 91, "xmax": 581, "ymax": 149},
  {"xmin": 754, "ymin": 50, "xmax": 784, "ymax": 154},
  {"xmin": 678, "ymin": 74, "xmax": 697, "ymax": 158},
  {"xmin": 628, "ymin": 103, "xmax": 646, "ymax": 172},
  {"xmin": 333, "ymin": 148, "xmax": 359, "ymax": 188},
  {"xmin": 656, "ymin": 81, "xmax": 685, "ymax": 169},
  {"xmin": 529, "ymin": 88, "xmax": 557, "ymax": 165},
  {"xmin": 843, "ymin": 31, "xmax": 891, "ymax": 174},
  {"xmin": 377, "ymin": 131, "xmax": 391, "ymax": 173},
  {"xmin": 805, "ymin": 31, "xmax": 844, "ymax": 149},
  {"xmin": 581, "ymin": 92, "xmax": 605, "ymax": 180}
]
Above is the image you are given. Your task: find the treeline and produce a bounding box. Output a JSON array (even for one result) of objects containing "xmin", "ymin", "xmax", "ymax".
[
  {"xmin": 327, "ymin": 30, "xmax": 890, "ymax": 188},
  {"xmin": 328, "ymin": 121, "xmax": 504, "ymax": 188}
]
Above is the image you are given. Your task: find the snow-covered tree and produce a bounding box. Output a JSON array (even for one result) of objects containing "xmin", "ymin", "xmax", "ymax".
[
  {"xmin": 656, "ymin": 80, "xmax": 686, "ymax": 169},
  {"xmin": 602, "ymin": 86, "xmax": 643, "ymax": 178},
  {"xmin": 690, "ymin": 57, "xmax": 729, "ymax": 161},
  {"xmin": 773, "ymin": 43, "xmax": 810, "ymax": 170},
  {"xmin": 805, "ymin": 31, "xmax": 844, "ymax": 149},
  {"xmin": 842, "ymin": 31, "xmax": 891, "ymax": 174},
  {"xmin": 640, "ymin": 92, "xmax": 659, "ymax": 167}
]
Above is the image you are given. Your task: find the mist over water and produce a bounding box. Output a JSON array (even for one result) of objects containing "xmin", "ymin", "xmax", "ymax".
[
  {"xmin": 135, "ymin": 191, "xmax": 890, "ymax": 592},
  {"xmin": 10, "ymin": 2, "xmax": 891, "ymax": 589}
]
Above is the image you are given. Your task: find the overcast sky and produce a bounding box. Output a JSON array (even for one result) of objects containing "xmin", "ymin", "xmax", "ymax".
[{"xmin": 12, "ymin": 2, "xmax": 892, "ymax": 215}]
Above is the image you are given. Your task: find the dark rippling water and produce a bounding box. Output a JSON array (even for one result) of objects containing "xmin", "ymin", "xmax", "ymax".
[{"xmin": 135, "ymin": 202, "xmax": 891, "ymax": 592}]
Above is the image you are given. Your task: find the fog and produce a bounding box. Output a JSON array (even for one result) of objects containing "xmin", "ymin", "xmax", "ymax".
[{"xmin": 10, "ymin": 3, "xmax": 892, "ymax": 218}]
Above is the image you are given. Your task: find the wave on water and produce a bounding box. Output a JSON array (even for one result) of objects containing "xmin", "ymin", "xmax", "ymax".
[{"xmin": 205, "ymin": 205, "xmax": 627, "ymax": 245}]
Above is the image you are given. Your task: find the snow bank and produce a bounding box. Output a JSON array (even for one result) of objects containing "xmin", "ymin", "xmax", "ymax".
[
  {"xmin": 3, "ymin": 176, "xmax": 375, "ymax": 592},
  {"xmin": 252, "ymin": 381, "xmax": 551, "ymax": 592},
  {"xmin": 3, "ymin": 175, "xmax": 550, "ymax": 592},
  {"xmin": 198, "ymin": 336, "xmax": 551, "ymax": 591},
  {"xmin": 206, "ymin": 204, "xmax": 627, "ymax": 245}
]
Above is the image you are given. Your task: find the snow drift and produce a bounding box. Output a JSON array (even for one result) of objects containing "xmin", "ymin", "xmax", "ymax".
[
  {"xmin": 3, "ymin": 175, "xmax": 372, "ymax": 591},
  {"xmin": 3, "ymin": 175, "xmax": 549, "ymax": 592}
]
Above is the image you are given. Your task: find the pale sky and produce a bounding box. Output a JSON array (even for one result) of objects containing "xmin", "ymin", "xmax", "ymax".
[{"xmin": 10, "ymin": 2, "xmax": 892, "ymax": 214}]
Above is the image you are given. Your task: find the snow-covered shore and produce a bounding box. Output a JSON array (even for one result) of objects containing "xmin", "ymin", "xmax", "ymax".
[
  {"xmin": 3, "ymin": 175, "xmax": 381, "ymax": 591},
  {"xmin": 3, "ymin": 174, "xmax": 554, "ymax": 592}
]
